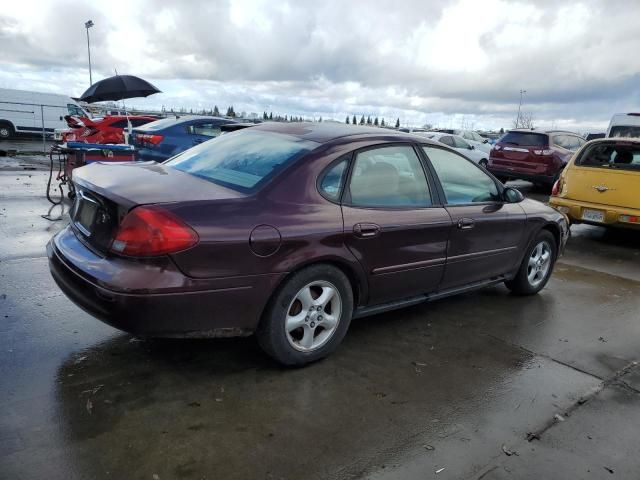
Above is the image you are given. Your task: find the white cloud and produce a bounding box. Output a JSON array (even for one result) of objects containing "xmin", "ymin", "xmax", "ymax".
[{"xmin": 1, "ymin": 0, "xmax": 639, "ymax": 131}]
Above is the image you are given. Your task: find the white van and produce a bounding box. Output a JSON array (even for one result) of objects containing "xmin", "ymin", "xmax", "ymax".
[
  {"xmin": 606, "ymin": 113, "xmax": 640, "ymax": 139},
  {"xmin": 0, "ymin": 88, "xmax": 89, "ymax": 139}
]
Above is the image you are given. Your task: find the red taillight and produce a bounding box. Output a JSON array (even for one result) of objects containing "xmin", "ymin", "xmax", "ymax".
[
  {"xmin": 551, "ymin": 177, "xmax": 564, "ymax": 196},
  {"xmin": 135, "ymin": 133, "xmax": 164, "ymax": 145},
  {"xmin": 110, "ymin": 206, "xmax": 198, "ymax": 257},
  {"xmin": 533, "ymin": 149, "xmax": 554, "ymax": 155}
]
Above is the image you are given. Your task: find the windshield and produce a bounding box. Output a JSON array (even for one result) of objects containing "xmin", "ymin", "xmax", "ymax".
[
  {"xmin": 165, "ymin": 130, "xmax": 319, "ymax": 191},
  {"xmin": 609, "ymin": 126, "xmax": 640, "ymax": 139},
  {"xmin": 576, "ymin": 142, "xmax": 640, "ymax": 171},
  {"xmin": 500, "ymin": 132, "xmax": 548, "ymax": 147}
]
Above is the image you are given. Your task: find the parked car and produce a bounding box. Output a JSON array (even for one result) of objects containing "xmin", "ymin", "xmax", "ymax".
[
  {"xmin": 0, "ymin": 88, "xmax": 89, "ymax": 139},
  {"xmin": 434, "ymin": 129, "xmax": 492, "ymax": 153},
  {"xmin": 549, "ymin": 138, "xmax": 640, "ymax": 229},
  {"xmin": 487, "ymin": 129, "xmax": 586, "ymax": 187},
  {"xmin": 131, "ymin": 115, "xmax": 238, "ymax": 161},
  {"xmin": 416, "ymin": 132, "xmax": 489, "ymax": 166},
  {"xmin": 48, "ymin": 123, "xmax": 568, "ymax": 366},
  {"xmin": 585, "ymin": 132, "xmax": 606, "ymax": 141},
  {"xmin": 60, "ymin": 115, "xmax": 156, "ymax": 144},
  {"xmin": 607, "ymin": 113, "xmax": 640, "ymax": 139}
]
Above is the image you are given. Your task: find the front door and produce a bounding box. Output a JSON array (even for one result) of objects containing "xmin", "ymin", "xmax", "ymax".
[
  {"xmin": 421, "ymin": 146, "xmax": 525, "ymax": 289},
  {"xmin": 341, "ymin": 145, "xmax": 452, "ymax": 304}
]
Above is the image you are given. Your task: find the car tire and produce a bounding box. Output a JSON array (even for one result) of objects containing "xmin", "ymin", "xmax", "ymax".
[
  {"xmin": 505, "ymin": 230, "xmax": 557, "ymax": 295},
  {"xmin": 479, "ymin": 159, "xmax": 488, "ymax": 168},
  {"xmin": 257, "ymin": 264, "xmax": 354, "ymax": 366},
  {"xmin": 0, "ymin": 122, "xmax": 14, "ymax": 139}
]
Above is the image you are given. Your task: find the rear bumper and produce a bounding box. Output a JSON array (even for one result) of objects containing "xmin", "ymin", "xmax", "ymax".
[
  {"xmin": 488, "ymin": 166, "xmax": 556, "ymax": 185},
  {"xmin": 549, "ymin": 197, "xmax": 640, "ymax": 230},
  {"xmin": 47, "ymin": 226, "xmax": 285, "ymax": 337}
]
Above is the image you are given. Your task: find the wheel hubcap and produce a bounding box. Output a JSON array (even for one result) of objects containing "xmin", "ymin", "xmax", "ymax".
[
  {"xmin": 527, "ymin": 240, "xmax": 552, "ymax": 287},
  {"xmin": 285, "ymin": 281, "xmax": 342, "ymax": 352}
]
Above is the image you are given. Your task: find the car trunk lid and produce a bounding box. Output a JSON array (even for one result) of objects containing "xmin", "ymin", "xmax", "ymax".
[{"xmin": 70, "ymin": 161, "xmax": 246, "ymax": 254}]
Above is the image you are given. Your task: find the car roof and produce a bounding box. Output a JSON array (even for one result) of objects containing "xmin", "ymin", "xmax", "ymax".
[
  {"xmin": 247, "ymin": 122, "xmax": 441, "ymax": 145},
  {"xmin": 586, "ymin": 137, "xmax": 640, "ymax": 145},
  {"xmin": 508, "ymin": 128, "xmax": 580, "ymax": 136}
]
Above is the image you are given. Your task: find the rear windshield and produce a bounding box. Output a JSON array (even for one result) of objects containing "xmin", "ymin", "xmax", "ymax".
[
  {"xmin": 576, "ymin": 142, "xmax": 640, "ymax": 171},
  {"xmin": 609, "ymin": 126, "xmax": 640, "ymax": 139},
  {"xmin": 165, "ymin": 130, "xmax": 319, "ymax": 191},
  {"xmin": 500, "ymin": 132, "xmax": 548, "ymax": 147}
]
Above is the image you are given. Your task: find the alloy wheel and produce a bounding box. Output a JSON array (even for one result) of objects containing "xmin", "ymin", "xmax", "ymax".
[
  {"xmin": 285, "ymin": 281, "xmax": 342, "ymax": 352},
  {"xmin": 527, "ymin": 240, "xmax": 552, "ymax": 287}
]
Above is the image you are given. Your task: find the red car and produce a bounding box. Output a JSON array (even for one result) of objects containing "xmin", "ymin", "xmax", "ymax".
[
  {"xmin": 488, "ymin": 129, "xmax": 586, "ymax": 188},
  {"xmin": 61, "ymin": 115, "xmax": 156, "ymax": 144}
]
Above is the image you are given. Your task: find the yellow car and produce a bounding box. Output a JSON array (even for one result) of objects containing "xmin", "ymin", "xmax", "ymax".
[{"xmin": 549, "ymin": 138, "xmax": 640, "ymax": 229}]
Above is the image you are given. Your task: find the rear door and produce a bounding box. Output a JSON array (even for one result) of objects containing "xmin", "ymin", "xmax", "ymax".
[
  {"xmin": 341, "ymin": 144, "xmax": 452, "ymax": 304},
  {"xmin": 422, "ymin": 146, "xmax": 526, "ymax": 289}
]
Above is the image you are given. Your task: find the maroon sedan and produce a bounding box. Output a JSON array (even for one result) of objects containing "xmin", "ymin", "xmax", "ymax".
[{"xmin": 48, "ymin": 123, "xmax": 569, "ymax": 365}]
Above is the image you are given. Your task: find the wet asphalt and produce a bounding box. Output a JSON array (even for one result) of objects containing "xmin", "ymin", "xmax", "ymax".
[{"xmin": 1, "ymin": 163, "xmax": 639, "ymax": 480}]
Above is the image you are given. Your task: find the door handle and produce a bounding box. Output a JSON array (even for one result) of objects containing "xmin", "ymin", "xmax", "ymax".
[
  {"xmin": 457, "ymin": 218, "xmax": 475, "ymax": 230},
  {"xmin": 353, "ymin": 223, "xmax": 380, "ymax": 238}
]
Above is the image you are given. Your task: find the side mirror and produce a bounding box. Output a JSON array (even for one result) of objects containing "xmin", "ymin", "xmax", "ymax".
[
  {"xmin": 503, "ymin": 186, "xmax": 524, "ymax": 203},
  {"xmin": 468, "ymin": 145, "xmax": 474, "ymax": 150},
  {"xmin": 483, "ymin": 139, "xmax": 489, "ymax": 143}
]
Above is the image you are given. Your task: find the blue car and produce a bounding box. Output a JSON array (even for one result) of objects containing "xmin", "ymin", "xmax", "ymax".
[{"xmin": 132, "ymin": 116, "xmax": 238, "ymax": 162}]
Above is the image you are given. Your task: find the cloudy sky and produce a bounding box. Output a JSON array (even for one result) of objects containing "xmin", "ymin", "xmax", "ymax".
[{"xmin": 1, "ymin": 0, "xmax": 639, "ymax": 131}]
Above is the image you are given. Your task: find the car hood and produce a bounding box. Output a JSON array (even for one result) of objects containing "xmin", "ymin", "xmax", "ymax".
[{"xmin": 73, "ymin": 161, "xmax": 246, "ymax": 209}]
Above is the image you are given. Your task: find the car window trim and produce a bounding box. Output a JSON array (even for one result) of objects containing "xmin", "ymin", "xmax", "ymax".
[
  {"xmin": 419, "ymin": 144, "xmax": 506, "ymax": 207},
  {"xmin": 341, "ymin": 142, "xmax": 442, "ymax": 210}
]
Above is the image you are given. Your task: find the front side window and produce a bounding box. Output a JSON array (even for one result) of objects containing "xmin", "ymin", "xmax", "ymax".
[
  {"xmin": 453, "ymin": 136, "xmax": 471, "ymax": 149},
  {"xmin": 439, "ymin": 136, "xmax": 454, "ymax": 147},
  {"xmin": 348, "ymin": 146, "xmax": 431, "ymax": 208},
  {"xmin": 423, "ymin": 147, "xmax": 500, "ymax": 204},
  {"xmin": 67, "ymin": 104, "xmax": 85, "ymax": 117},
  {"xmin": 166, "ymin": 130, "xmax": 318, "ymax": 191}
]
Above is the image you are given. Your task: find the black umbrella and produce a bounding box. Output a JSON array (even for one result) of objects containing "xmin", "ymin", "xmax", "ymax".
[{"xmin": 79, "ymin": 74, "xmax": 161, "ymax": 103}]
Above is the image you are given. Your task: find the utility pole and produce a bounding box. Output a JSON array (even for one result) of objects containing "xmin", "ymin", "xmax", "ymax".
[
  {"xmin": 516, "ymin": 89, "xmax": 526, "ymax": 128},
  {"xmin": 85, "ymin": 20, "xmax": 94, "ymax": 86}
]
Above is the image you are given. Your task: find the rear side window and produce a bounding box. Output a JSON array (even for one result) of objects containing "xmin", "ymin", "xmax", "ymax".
[
  {"xmin": 576, "ymin": 143, "xmax": 640, "ymax": 171},
  {"xmin": 166, "ymin": 130, "xmax": 318, "ymax": 191},
  {"xmin": 424, "ymin": 147, "xmax": 500, "ymax": 204},
  {"xmin": 319, "ymin": 159, "xmax": 348, "ymax": 201},
  {"xmin": 348, "ymin": 146, "xmax": 432, "ymax": 208},
  {"xmin": 501, "ymin": 132, "xmax": 548, "ymax": 147},
  {"xmin": 188, "ymin": 122, "xmax": 221, "ymax": 137}
]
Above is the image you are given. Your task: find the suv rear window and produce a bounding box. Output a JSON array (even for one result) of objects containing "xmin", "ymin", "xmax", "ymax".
[
  {"xmin": 165, "ymin": 130, "xmax": 318, "ymax": 191},
  {"xmin": 500, "ymin": 132, "xmax": 548, "ymax": 147},
  {"xmin": 576, "ymin": 142, "xmax": 640, "ymax": 171}
]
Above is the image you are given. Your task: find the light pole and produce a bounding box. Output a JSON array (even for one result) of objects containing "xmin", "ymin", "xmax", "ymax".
[
  {"xmin": 516, "ymin": 89, "xmax": 526, "ymax": 127},
  {"xmin": 85, "ymin": 20, "xmax": 94, "ymax": 86}
]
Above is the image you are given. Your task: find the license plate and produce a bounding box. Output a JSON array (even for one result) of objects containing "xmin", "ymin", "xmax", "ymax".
[
  {"xmin": 74, "ymin": 196, "xmax": 98, "ymax": 234},
  {"xmin": 582, "ymin": 208, "xmax": 605, "ymax": 223}
]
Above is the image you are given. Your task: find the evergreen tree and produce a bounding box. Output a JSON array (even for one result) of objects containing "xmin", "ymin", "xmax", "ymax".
[
  {"xmin": 269, "ymin": 112, "xmax": 273, "ymax": 120},
  {"xmin": 319, "ymin": 116, "xmax": 323, "ymax": 123},
  {"xmin": 366, "ymin": 116, "xmax": 371, "ymax": 125},
  {"xmin": 352, "ymin": 115, "xmax": 357, "ymax": 125},
  {"xmin": 285, "ymin": 115, "xmax": 288, "ymax": 122},
  {"xmin": 359, "ymin": 115, "xmax": 365, "ymax": 125},
  {"xmin": 213, "ymin": 105, "xmax": 220, "ymax": 116},
  {"xmin": 499, "ymin": 127, "xmax": 504, "ymax": 134},
  {"xmin": 346, "ymin": 116, "xmax": 350, "ymax": 124},
  {"xmin": 189, "ymin": 108, "xmax": 193, "ymax": 114},
  {"xmin": 381, "ymin": 118, "xmax": 385, "ymax": 127},
  {"xmin": 395, "ymin": 118, "xmax": 400, "ymax": 128},
  {"xmin": 374, "ymin": 117, "xmax": 379, "ymax": 126}
]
